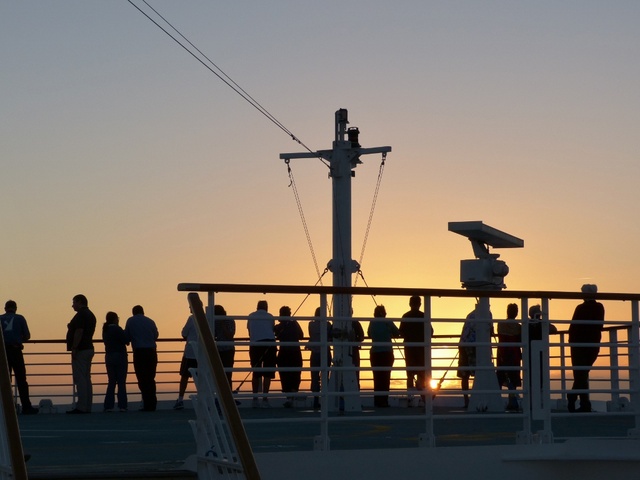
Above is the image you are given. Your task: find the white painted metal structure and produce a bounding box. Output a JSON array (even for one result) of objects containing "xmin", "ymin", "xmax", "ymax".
[
  {"xmin": 449, "ymin": 221, "xmax": 524, "ymax": 412},
  {"xmin": 177, "ymin": 282, "xmax": 640, "ymax": 480},
  {"xmin": 0, "ymin": 317, "xmax": 27, "ymax": 480},
  {"xmin": 280, "ymin": 109, "xmax": 391, "ymax": 412}
]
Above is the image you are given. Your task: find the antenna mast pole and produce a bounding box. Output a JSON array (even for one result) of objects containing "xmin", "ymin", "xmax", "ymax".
[{"xmin": 280, "ymin": 109, "xmax": 391, "ymax": 411}]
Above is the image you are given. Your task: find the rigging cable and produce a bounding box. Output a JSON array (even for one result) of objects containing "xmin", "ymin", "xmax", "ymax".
[
  {"xmin": 354, "ymin": 152, "xmax": 387, "ymax": 286},
  {"xmin": 127, "ymin": 0, "xmax": 328, "ymax": 167},
  {"xmin": 286, "ymin": 160, "xmax": 324, "ymax": 286},
  {"xmin": 291, "ymin": 268, "xmax": 331, "ymax": 317},
  {"xmin": 356, "ymin": 270, "xmax": 379, "ymax": 307},
  {"xmin": 128, "ymin": 0, "xmax": 331, "ymax": 291}
]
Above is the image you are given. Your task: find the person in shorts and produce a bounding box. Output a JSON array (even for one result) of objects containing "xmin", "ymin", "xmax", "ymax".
[{"xmin": 247, "ymin": 300, "xmax": 276, "ymax": 408}]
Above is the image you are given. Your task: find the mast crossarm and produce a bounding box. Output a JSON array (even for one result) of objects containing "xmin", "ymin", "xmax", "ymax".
[
  {"xmin": 280, "ymin": 150, "xmax": 333, "ymax": 161},
  {"xmin": 279, "ymin": 146, "xmax": 391, "ymax": 162}
]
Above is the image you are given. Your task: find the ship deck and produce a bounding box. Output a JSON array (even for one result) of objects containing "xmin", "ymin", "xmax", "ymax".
[{"xmin": 19, "ymin": 402, "xmax": 639, "ymax": 479}]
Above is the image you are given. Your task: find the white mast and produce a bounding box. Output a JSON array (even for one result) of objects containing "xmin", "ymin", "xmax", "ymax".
[{"xmin": 280, "ymin": 109, "xmax": 391, "ymax": 411}]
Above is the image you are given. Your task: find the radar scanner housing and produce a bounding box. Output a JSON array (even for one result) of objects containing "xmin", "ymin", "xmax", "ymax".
[{"xmin": 448, "ymin": 221, "xmax": 524, "ymax": 289}]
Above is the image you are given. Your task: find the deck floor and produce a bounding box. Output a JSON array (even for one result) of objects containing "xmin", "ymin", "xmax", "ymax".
[{"xmin": 17, "ymin": 403, "xmax": 638, "ymax": 478}]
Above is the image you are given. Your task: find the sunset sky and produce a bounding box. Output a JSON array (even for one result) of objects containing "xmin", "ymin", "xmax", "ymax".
[{"xmin": 2, "ymin": 1, "xmax": 639, "ymax": 341}]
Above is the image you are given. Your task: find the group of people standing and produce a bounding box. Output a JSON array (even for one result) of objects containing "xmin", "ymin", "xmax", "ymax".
[
  {"xmin": 0, "ymin": 295, "xmax": 160, "ymax": 415},
  {"xmin": 65, "ymin": 295, "xmax": 159, "ymax": 414},
  {"xmin": 247, "ymin": 301, "xmax": 306, "ymax": 409},
  {"xmin": 2, "ymin": 286, "xmax": 606, "ymax": 414},
  {"xmin": 244, "ymin": 296, "xmax": 432, "ymax": 410},
  {"xmin": 460, "ymin": 284, "xmax": 605, "ymax": 412}
]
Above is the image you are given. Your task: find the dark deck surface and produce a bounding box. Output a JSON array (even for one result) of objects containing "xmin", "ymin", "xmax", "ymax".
[{"xmin": 17, "ymin": 405, "xmax": 637, "ymax": 479}]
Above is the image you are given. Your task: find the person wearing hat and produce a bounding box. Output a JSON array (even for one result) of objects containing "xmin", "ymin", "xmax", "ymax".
[{"xmin": 567, "ymin": 284, "xmax": 605, "ymax": 413}]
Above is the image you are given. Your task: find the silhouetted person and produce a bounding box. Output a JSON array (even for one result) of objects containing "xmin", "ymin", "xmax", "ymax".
[
  {"xmin": 350, "ymin": 319, "xmax": 365, "ymax": 387},
  {"xmin": 367, "ymin": 305, "xmax": 400, "ymax": 408},
  {"xmin": 102, "ymin": 311, "xmax": 129, "ymax": 412},
  {"xmin": 275, "ymin": 306, "xmax": 304, "ymax": 407},
  {"xmin": 214, "ymin": 305, "xmax": 236, "ymax": 389},
  {"xmin": 457, "ymin": 307, "xmax": 478, "ymax": 409},
  {"xmin": 567, "ymin": 284, "xmax": 605, "ymax": 413},
  {"xmin": 173, "ymin": 304, "xmax": 198, "ymax": 410},
  {"xmin": 125, "ymin": 305, "xmax": 159, "ymax": 411},
  {"xmin": 66, "ymin": 294, "xmax": 96, "ymax": 414},
  {"xmin": 247, "ymin": 300, "xmax": 276, "ymax": 408},
  {"xmin": 527, "ymin": 304, "xmax": 558, "ymax": 342},
  {"xmin": 497, "ymin": 303, "xmax": 522, "ymax": 411},
  {"xmin": 308, "ymin": 307, "xmax": 332, "ymax": 410},
  {"xmin": 399, "ymin": 296, "xmax": 432, "ymax": 394},
  {"xmin": 1, "ymin": 300, "xmax": 38, "ymax": 414}
]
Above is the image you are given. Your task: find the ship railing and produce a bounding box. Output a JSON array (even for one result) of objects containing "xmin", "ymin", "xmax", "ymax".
[
  {"xmin": 0, "ymin": 317, "xmax": 27, "ymax": 480},
  {"xmin": 11, "ymin": 325, "xmax": 634, "ymax": 419},
  {"xmin": 178, "ymin": 282, "xmax": 640, "ymax": 449},
  {"xmin": 187, "ymin": 291, "xmax": 259, "ymax": 480},
  {"xmin": 3, "ymin": 284, "xmax": 640, "ymax": 452}
]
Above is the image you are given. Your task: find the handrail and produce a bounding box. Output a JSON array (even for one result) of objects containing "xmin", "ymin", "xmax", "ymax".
[
  {"xmin": 177, "ymin": 282, "xmax": 640, "ymax": 448},
  {"xmin": 178, "ymin": 282, "xmax": 640, "ymax": 301},
  {"xmin": 0, "ymin": 322, "xmax": 27, "ymax": 480},
  {"xmin": 4, "ymin": 282, "xmax": 640, "ymax": 460},
  {"xmin": 188, "ymin": 292, "xmax": 261, "ymax": 480}
]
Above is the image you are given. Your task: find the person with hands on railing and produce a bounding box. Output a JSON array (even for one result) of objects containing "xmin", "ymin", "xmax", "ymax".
[
  {"xmin": 1, "ymin": 300, "xmax": 39, "ymax": 415},
  {"xmin": 567, "ymin": 284, "xmax": 605, "ymax": 413}
]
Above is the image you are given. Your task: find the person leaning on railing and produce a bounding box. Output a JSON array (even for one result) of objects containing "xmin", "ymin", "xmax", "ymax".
[
  {"xmin": 1, "ymin": 300, "xmax": 39, "ymax": 415},
  {"xmin": 367, "ymin": 305, "xmax": 400, "ymax": 408},
  {"xmin": 497, "ymin": 303, "xmax": 522, "ymax": 412},
  {"xmin": 567, "ymin": 284, "xmax": 605, "ymax": 413},
  {"xmin": 274, "ymin": 306, "xmax": 304, "ymax": 408},
  {"xmin": 307, "ymin": 307, "xmax": 332, "ymax": 410}
]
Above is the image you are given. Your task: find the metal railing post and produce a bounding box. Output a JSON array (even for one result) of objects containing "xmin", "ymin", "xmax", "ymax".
[
  {"xmin": 559, "ymin": 331, "xmax": 567, "ymax": 407},
  {"xmin": 629, "ymin": 300, "xmax": 640, "ymax": 436},
  {"xmin": 420, "ymin": 295, "xmax": 435, "ymax": 447},
  {"xmin": 188, "ymin": 292, "xmax": 261, "ymax": 479},
  {"xmin": 609, "ymin": 329, "xmax": 620, "ymax": 408},
  {"xmin": 316, "ymin": 293, "xmax": 330, "ymax": 451},
  {"xmin": 0, "ymin": 321, "xmax": 27, "ymax": 480}
]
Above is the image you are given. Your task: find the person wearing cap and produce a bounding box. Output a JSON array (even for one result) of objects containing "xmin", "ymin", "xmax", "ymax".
[
  {"xmin": 567, "ymin": 284, "xmax": 605, "ymax": 413},
  {"xmin": 1, "ymin": 300, "xmax": 38, "ymax": 414}
]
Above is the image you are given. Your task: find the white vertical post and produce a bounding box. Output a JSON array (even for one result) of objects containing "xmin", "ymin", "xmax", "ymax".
[
  {"xmin": 538, "ymin": 297, "xmax": 554, "ymax": 442},
  {"xmin": 629, "ymin": 300, "xmax": 640, "ymax": 436},
  {"xmin": 280, "ymin": 109, "xmax": 391, "ymax": 413},
  {"xmin": 609, "ymin": 329, "xmax": 620, "ymax": 408},
  {"xmin": 468, "ymin": 296, "xmax": 503, "ymax": 412},
  {"xmin": 419, "ymin": 295, "xmax": 436, "ymax": 447},
  {"xmin": 330, "ymin": 109, "xmax": 359, "ymax": 412},
  {"xmin": 315, "ymin": 294, "xmax": 330, "ymax": 450}
]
